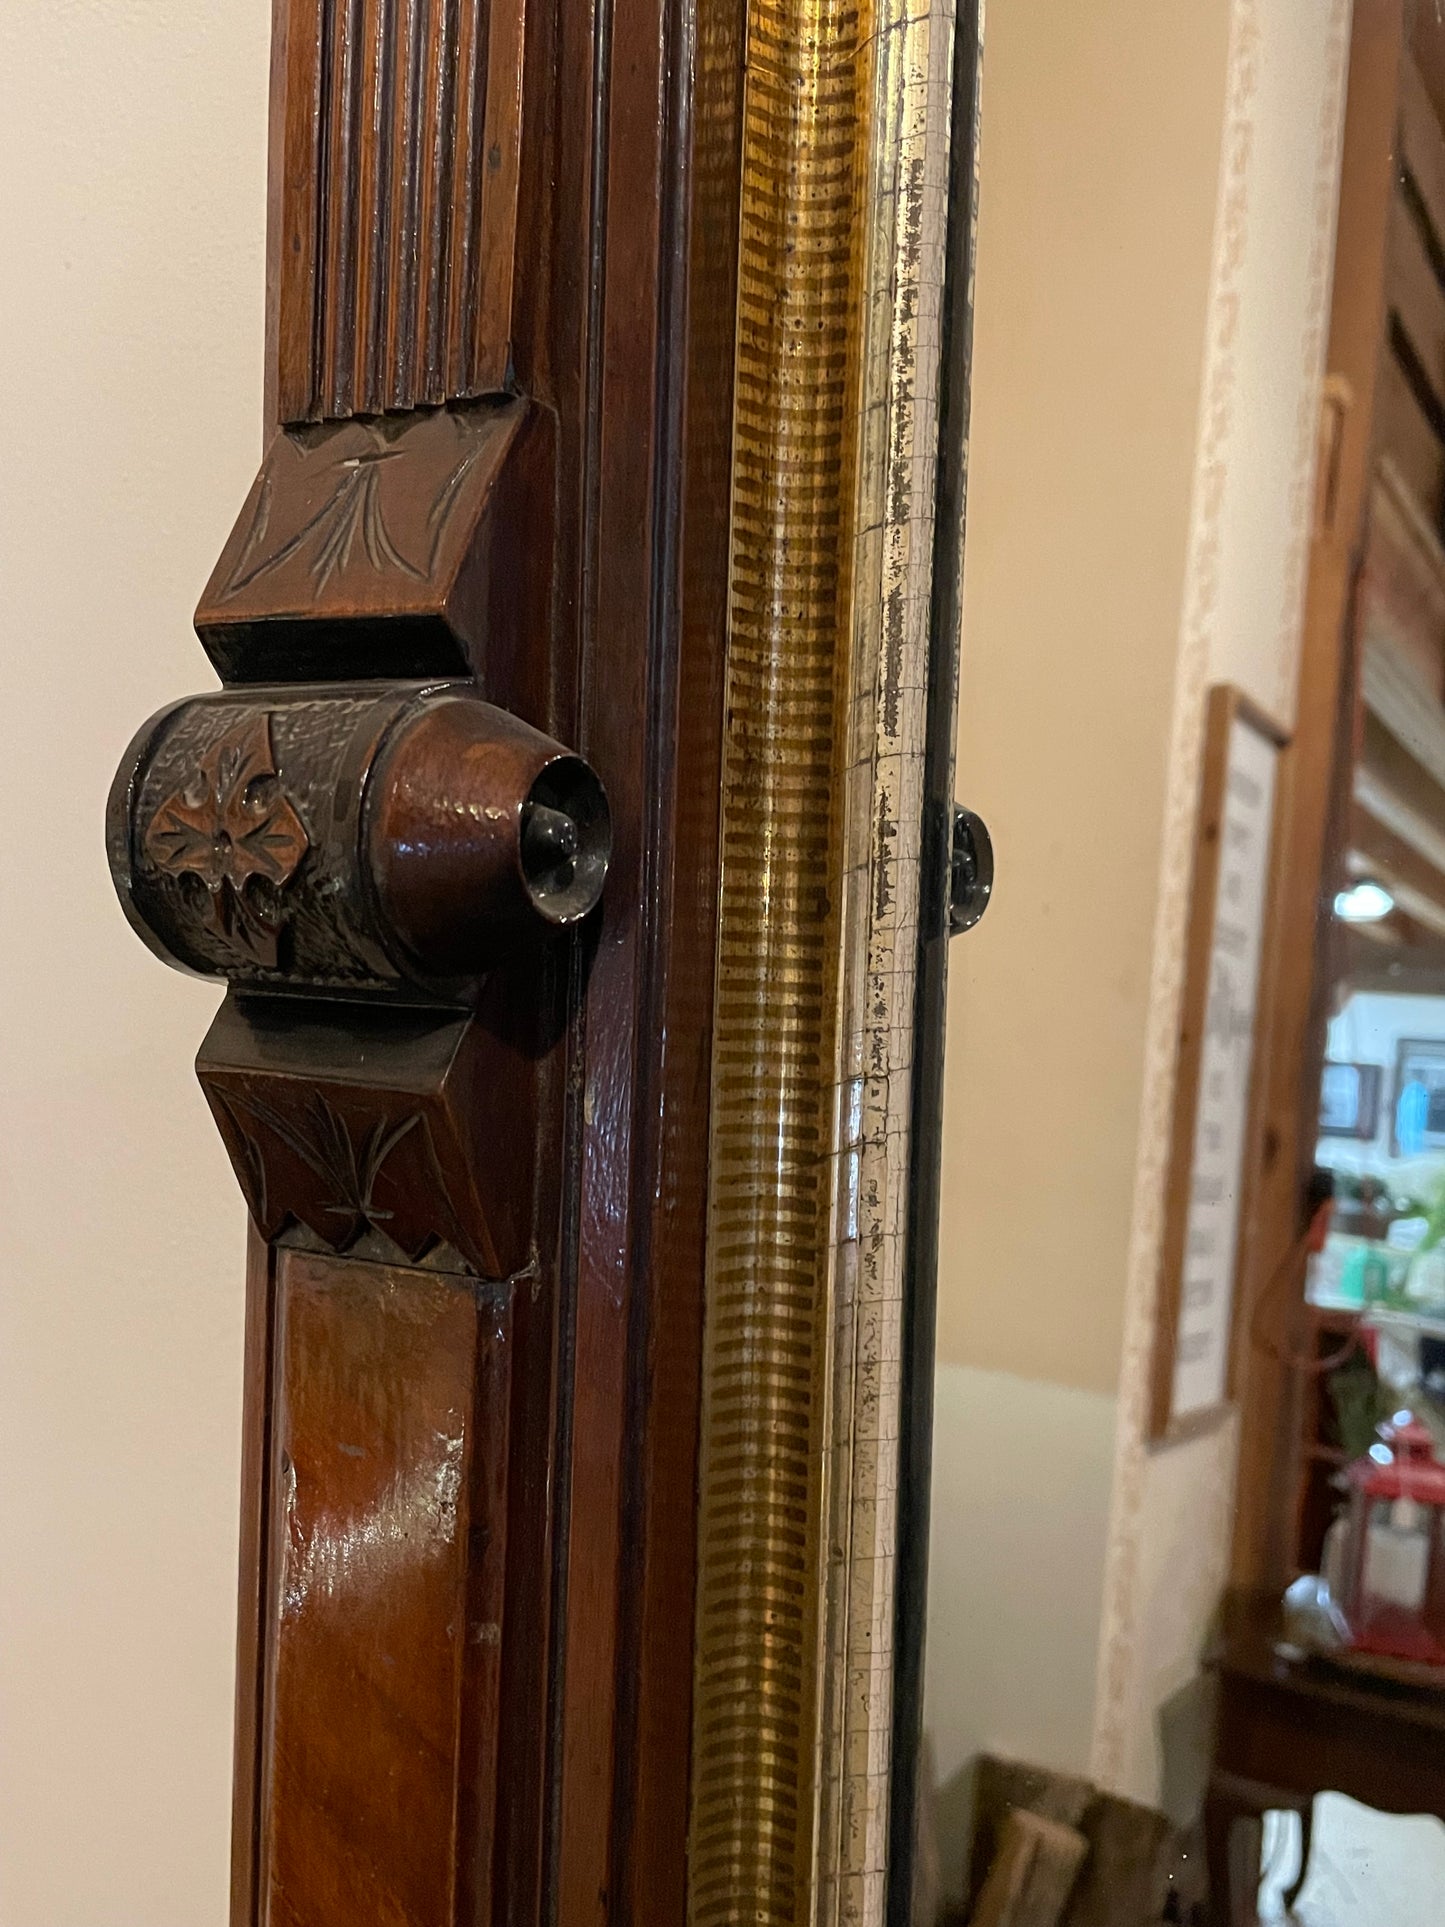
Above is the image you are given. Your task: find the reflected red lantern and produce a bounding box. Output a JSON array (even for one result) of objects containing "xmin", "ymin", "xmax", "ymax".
[{"xmin": 1340, "ymin": 1414, "xmax": 1445, "ymax": 1666}]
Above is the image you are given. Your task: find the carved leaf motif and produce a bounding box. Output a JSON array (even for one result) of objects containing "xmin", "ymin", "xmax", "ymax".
[
  {"xmin": 144, "ymin": 712, "xmax": 309, "ymax": 966},
  {"xmin": 213, "ymin": 1093, "xmax": 269, "ymax": 1225},
  {"xmin": 222, "ymin": 433, "xmax": 428, "ymax": 597},
  {"xmin": 425, "ymin": 435, "xmax": 489, "ymax": 572},
  {"xmin": 225, "ymin": 1089, "xmax": 421, "ymax": 1250}
]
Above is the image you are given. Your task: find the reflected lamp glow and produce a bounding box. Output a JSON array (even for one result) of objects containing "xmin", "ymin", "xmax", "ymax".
[{"xmin": 1334, "ymin": 878, "xmax": 1395, "ymax": 923}]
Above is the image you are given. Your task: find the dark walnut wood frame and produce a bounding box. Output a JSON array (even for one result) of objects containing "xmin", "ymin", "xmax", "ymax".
[
  {"xmin": 107, "ymin": 0, "xmax": 747, "ymax": 1919},
  {"xmin": 105, "ymin": 0, "xmax": 988, "ymax": 1911}
]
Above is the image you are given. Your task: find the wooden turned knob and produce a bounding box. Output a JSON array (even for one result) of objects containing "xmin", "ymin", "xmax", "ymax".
[
  {"xmin": 368, "ymin": 695, "xmax": 611, "ymax": 976},
  {"xmin": 110, "ymin": 682, "xmax": 610, "ymax": 998}
]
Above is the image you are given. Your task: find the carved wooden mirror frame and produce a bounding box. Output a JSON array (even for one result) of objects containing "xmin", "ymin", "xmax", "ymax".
[{"xmin": 105, "ymin": 0, "xmax": 983, "ymax": 1921}]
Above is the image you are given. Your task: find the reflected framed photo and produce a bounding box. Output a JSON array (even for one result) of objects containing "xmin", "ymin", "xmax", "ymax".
[
  {"xmin": 1319, "ymin": 1061, "xmax": 1383, "ymax": 1139},
  {"xmin": 1150, "ymin": 684, "xmax": 1287, "ymax": 1440}
]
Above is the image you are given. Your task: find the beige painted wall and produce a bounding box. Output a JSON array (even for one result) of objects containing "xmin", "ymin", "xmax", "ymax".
[
  {"xmin": 0, "ymin": 6, "xmax": 269, "ymax": 1922},
  {"xmin": 925, "ymin": 0, "xmax": 1351, "ymax": 1861}
]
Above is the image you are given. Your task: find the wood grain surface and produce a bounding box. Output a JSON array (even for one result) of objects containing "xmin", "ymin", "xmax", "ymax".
[
  {"xmin": 269, "ymin": 0, "xmax": 524, "ymax": 423},
  {"xmin": 256, "ymin": 1249, "xmax": 511, "ymax": 1925}
]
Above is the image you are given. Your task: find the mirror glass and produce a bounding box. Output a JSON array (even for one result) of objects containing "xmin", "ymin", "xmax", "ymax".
[{"xmin": 919, "ymin": 6, "xmax": 1445, "ymax": 1924}]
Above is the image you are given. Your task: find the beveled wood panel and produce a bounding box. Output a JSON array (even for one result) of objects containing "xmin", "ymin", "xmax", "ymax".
[
  {"xmin": 1388, "ymin": 188, "xmax": 1445, "ymax": 418},
  {"xmin": 256, "ymin": 1250, "xmax": 511, "ymax": 1926},
  {"xmin": 1359, "ymin": 459, "xmax": 1445, "ymax": 701},
  {"xmin": 1375, "ymin": 340, "xmax": 1445, "ymax": 521},
  {"xmin": 1400, "ymin": 53, "xmax": 1445, "ymax": 270},
  {"xmin": 271, "ymin": 0, "xmax": 524, "ymax": 425},
  {"xmin": 198, "ymin": 997, "xmax": 540, "ymax": 1281}
]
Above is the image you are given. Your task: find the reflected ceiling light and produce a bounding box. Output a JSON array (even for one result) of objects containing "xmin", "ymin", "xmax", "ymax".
[{"xmin": 1334, "ymin": 878, "xmax": 1395, "ymax": 923}]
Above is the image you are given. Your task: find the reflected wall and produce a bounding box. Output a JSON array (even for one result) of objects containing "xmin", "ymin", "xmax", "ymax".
[{"xmin": 924, "ymin": 0, "xmax": 1351, "ymax": 1894}]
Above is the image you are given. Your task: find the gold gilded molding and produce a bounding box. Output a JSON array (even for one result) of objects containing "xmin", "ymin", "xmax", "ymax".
[
  {"xmin": 816, "ymin": 0, "xmax": 960, "ymax": 1917},
  {"xmin": 690, "ymin": 0, "xmax": 968, "ymax": 1902},
  {"xmin": 687, "ymin": 0, "xmax": 874, "ymax": 1915}
]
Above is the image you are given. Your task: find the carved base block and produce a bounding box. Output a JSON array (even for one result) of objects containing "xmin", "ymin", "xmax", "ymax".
[{"xmin": 199, "ymin": 994, "xmax": 540, "ymax": 1280}]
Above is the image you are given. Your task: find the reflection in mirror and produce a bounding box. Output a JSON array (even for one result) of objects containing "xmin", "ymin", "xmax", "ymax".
[{"xmin": 914, "ymin": 3, "xmax": 1445, "ymax": 1924}]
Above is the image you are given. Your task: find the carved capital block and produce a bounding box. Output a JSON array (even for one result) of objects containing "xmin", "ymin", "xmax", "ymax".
[
  {"xmin": 195, "ymin": 398, "xmax": 549, "ymax": 684},
  {"xmin": 107, "ymin": 680, "xmax": 609, "ymax": 1000}
]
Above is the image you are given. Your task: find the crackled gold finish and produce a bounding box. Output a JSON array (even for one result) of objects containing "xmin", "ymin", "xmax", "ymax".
[
  {"xmin": 690, "ymin": 0, "xmax": 965, "ymax": 1911},
  {"xmin": 687, "ymin": 0, "xmax": 874, "ymax": 1917}
]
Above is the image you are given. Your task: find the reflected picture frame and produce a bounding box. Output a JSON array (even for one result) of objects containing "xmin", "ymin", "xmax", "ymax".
[{"xmin": 1319, "ymin": 1060, "xmax": 1383, "ymax": 1139}]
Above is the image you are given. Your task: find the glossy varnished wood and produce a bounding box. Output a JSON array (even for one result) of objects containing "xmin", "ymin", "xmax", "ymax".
[
  {"xmin": 231, "ymin": 1230, "xmax": 278, "ymax": 1926},
  {"xmin": 1207, "ymin": 1590, "xmax": 1445, "ymax": 1924},
  {"xmin": 536, "ymin": 0, "xmax": 744, "ymax": 1911},
  {"xmin": 198, "ymin": 993, "xmax": 542, "ymax": 1280},
  {"xmin": 258, "ymin": 1249, "xmax": 512, "ymax": 1925},
  {"xmin": 110, "ymin": 679, "xmax": 599, "ymax": 1003},
  {"xmin": 118, "ymin": 0, "xmax": 752, "ymax": 1910},
  {"xmin": 490, "ymin": 0, "xmax": 746, "ymax": 1913}
]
